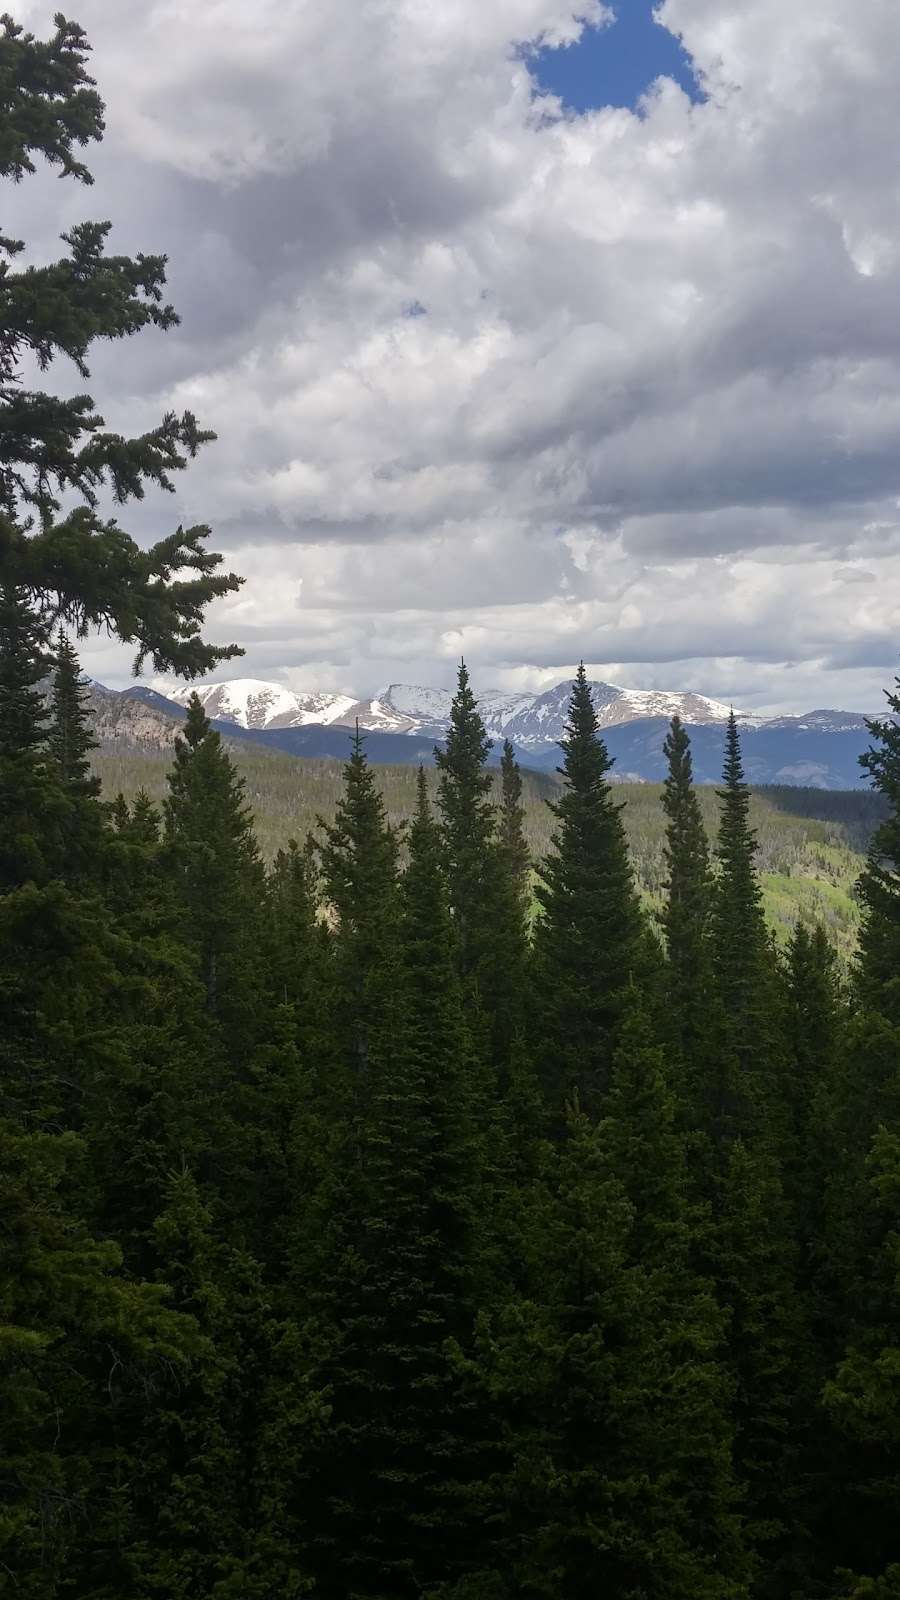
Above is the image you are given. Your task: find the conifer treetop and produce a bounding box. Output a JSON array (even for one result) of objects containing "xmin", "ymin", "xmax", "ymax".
[
  {"xmin": 435, "ymin": 659, "xmax": 493, "ymax": 800},
  {"xmin": 48, "ymin": 628, "xmax": 98, "ymax": 792}
]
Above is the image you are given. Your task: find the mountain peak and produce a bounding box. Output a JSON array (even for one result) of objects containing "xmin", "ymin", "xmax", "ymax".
[{"xmin": 151, "ymin": 673, "xmax": 748, "ymax": 744}]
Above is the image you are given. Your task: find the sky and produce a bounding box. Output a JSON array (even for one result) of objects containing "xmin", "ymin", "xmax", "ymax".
[{"xmin": 7, "ymin": 0, "xmax": 900, "ymax": 713}]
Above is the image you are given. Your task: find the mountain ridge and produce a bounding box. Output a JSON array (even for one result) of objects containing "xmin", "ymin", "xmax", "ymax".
[
  {"xmin": 154, "ymin": 673, "xmax": 854, "ymax": 746},
  {"xmin": 84, "ymin": 673, "xmax": 886, "ymax": 790}
]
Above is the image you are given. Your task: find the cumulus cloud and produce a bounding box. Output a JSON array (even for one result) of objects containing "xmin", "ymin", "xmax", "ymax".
[{"xmin": 7, "ymin": 0, "xmax": 900, "ymax": 710}]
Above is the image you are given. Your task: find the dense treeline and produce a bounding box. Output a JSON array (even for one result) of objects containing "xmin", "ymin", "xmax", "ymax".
[
  {"xmin": 3, "ymin": 16, "xmax": 900, "ymax": 1598},
  {"xmin": 90, "ymin": 743, "xmax": 874, "ymax": 954},
  {"xmin": 4, "ymin": 617, "xmax": 900, "ymax": 1599}
]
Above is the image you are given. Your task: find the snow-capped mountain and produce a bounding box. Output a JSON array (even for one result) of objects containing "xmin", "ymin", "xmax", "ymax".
[
  {"xmin": 158, "ymin": 677, "xmax": 356, "ymax": 731},
  {"xmin": 140, "ymin": 675, "xmax": 883, "ymax": 787},
  {"xmin": 90, "ymin": 675, "xmax": 884, "ymax": 789},
  {"xmin": 160, "ymin": 675, "xmax": 741, "ymax": 747}
]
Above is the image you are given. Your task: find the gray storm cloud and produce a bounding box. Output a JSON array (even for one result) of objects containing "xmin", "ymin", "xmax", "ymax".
[{"xmin": 6, "ymin": 0, "xmax": 900, "ymax": 712}]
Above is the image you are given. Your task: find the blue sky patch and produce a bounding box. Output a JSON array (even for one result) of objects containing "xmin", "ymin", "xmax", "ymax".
[{"xmin": 529, "ymin": 3, "xmax": 703, "ymax": 114}]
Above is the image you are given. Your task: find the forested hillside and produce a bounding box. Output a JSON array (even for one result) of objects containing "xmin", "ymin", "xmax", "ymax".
[
  {"xmin": 91, "ymin": 740, "xmax": 882, "ymax": 954},
  {"xmin": 7, "ymin": 623, "xmax": 900, "ymax": 1598},
  {"xmin": 4, "ymin": 17, "xmax": 900, "ymax": 1600}
]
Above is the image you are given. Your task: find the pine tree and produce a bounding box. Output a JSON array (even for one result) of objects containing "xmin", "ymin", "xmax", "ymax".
[
  {"xmin": 857, "ymin": 674, "xmax": 900, "ymax": 1025},
  {"xmin": 594, "ymin": 994, "xmax": 749, "ymax": 1595},
  {"xmin": 498, "ymin": 738, "xmax": 530, "ymax": 908},
  {"xmin": 436, "ymin": 661, "xmax": 494, "ymax": 984},
  {"xmin": 822, "ymin": 1125, "xmax": 900, "ymax": 1588},
  {"xmin": 659, "ymin": 712, "xmax": 731, "ymax": 1149},
  {"xmin": 0, "ymin": 590, "xmax": 124, "ymax": 1140},
  {"xmin": 709, "ymin": 711, "xmax": 789, "ymax": 1141},
  {"xmin": 0, "ymin": 13, "xmax": 240, "ymax": 675},
  {"xmin": 163, "ymin": 692, "xmax": 265, "ymax": 1023},
  {"xmin": 319, "ymin": 724, "xmax": 399, "ymax": 1090},
  {"xmin": 48, "ymin": 630, "xmax": 100, "ymax": 797},
  {"xmin": 303, "ymin": 762, "xmax": 486, "ymax": 1596},
  {"xmin": 123, "ymin": 1167, "xmax": 320, "ymax": 1599},
  {"xmin": 46, "ymin": 629, "xmax": 109, "ymax": 879},
  {"xmin": 450, "ymin": 1082, "xmax": 747, "ymax": 1600},
  {"xmin": 436, "ymin": 665, "xmax": 527, "ymax": 1066},
  {"xmin": 661, "ymin": 717, "xmax": 715, "ymax": 1032},
  {"xmin": 267, "ymin": 834, "xmax": 326, "ymax": 1012},
  {"xmin": 713, "ymin": 713, "xmax": 766, "ymax": 1024},
  {"xmin": 785, "ymin": 921, "xmax": 842, "ymax": 1218},
  {"xmin": 0, "ymin": 583, "xmax": 62, "ymax": 889},
  {"xmin": 0, "ymin": 1121, "xmax": 196, "ymax": 1597},
  {"xmin": 530, "ymin": 664, "xmax": 643, "ymax": 1112}
]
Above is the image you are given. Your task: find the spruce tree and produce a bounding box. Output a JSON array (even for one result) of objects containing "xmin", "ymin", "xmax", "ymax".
[
  {"xmin": 821, "ymin": 1124, "xmax": 900, "ymax": 1588},
  {"xmin": 659, "ymin": 712, "xmax": 732, "ymax": 1151},
  {"xmin": 857, "ymin": 674, "xmax": 900, "ymax": 1025},
  {"xmin": 304, "ymin": 761, "xmax": 484, "ymax": 1596},
  {"xmin": 435, "ymin": 661, "xmax": 494, "ymax": 984},
  {"xmin": 451, "ymin": 1085, "xmax": 747, "ymax": 1600},
  {"xmin": 125, "ymin": 1167, "xmax": 321, "ymax": 1599},
  {"xmin": 530, "ymin": 663, "xmax": 643, "ymax": 1112},
  {"xmin": 661, "ymin": 718, "xmax": 715, "ymax": 1036},
  {"xmin": 712, "ymin": 713, "xmax": 766, "ymax": 1026},
  {"xmin": 785, "ymin": 921, "xmax": 842, "ymax": 1220},
  {"xmin": 267, "ymin": 834, "xmax": 326, "ymax": 1012},
  {"xmin": 498, "ymin": 737, "xmax": 530, "ymax": 908},
  {"xmin": 594, "ymin": 993, "xmax": 749, "ymax": 1594},
  {"xmin": 46, "ymin": 629, "xmax": 108, "ymax": 878},
  {"xmin": 163, "ymin": 693, "xmax": 265, "ymax": 1022},
  {"xmin": 0, "ymin": 1117, "xmax": 197, "ymax": 1595},
  {"xmin": 48, "ymin": 630, "xmax": 100, "ymax": 797},
  {"xmin": 319, "ymin": 723, "xmax": 399, "ymax": 1089},
  {"xmin": 0, "ymin": 13, "xmax": 240, "ymax": 675},
  {"xmin": 436, "ymin": 665, "xmax": 528, "ymax": 1065},
  {"xmin": 710, "ymin": 711, "xmax": 789, "ymax": 1141},
  {"xmin": 0, "ymin": 583, "xmax": 61, "ymax": 889}
]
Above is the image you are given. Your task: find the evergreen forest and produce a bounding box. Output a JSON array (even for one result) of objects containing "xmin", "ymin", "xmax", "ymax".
[{"xmin": 3, "ymin": 15, "xmax": 900, "ymax": 1600}]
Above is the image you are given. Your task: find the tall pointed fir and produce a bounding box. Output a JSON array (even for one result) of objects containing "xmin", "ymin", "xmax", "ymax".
[
  {"xmin": 0, "ymin": 584, "xmax": 60, "ymax": 889},
  {"xmin": 808, "ymin": 673, "xmax": 900, "ymax": 1591},
  {"xmin": 435, "ymin": 664, "xmax": 528, "ymax": 1071},
  {"xmin": 660, "ymin": 714, "xmax": 721, "ymax": 1128},
  {"xmin": 304, "ymin": 756, "xmax": 485, "ymax": 1596},
  {"xmin": 448, "ymin": 1035, "xmax": 747, "ymax": 1600},
  {"xmin": 318, "ymin": 723, "xmax": 399, "ymax": 1095},
  {"xmin": 710, "ymin": 710, "xmax": 786, "ymax": 1137},
  {"xmin": 592, "ymin": 992, "xmax": 748, "ymax": 1595},
  {"xmin": 47, "ymin": 631, "xmax": 100, "ymax": 797},
  {"xmin": 530, "ymin": 664, "xmax": 643, "ymax": 1113},
  {"xmin": 435, "ymin": 661, "xmax": 494, "ymax": 986},
  {"xmin": 498, "ymin": 738, "xmax": 531, "ymax": 909},
  {"xmin": 162, "ymin": 693, "xmax": 273, "ymax": 1235},
  {"xmin": 856, "ymin": 672, "xmax": 900, "ymax": 1025},
  {"xmin": 0, "ymin": 602, "xmax": 202, "ymax": 1597},
  {"xmin": 785, "ymin": 921, "xmax": 842, "ymax": 1221},
  {"xmin": 704, "ymin": 715, "xmax": 805, "ymax": 1594},
  {"xmin": 163, "ymin": 692, "xmax": 265, "ymax": 1028},
  {"xmin": 821, "ymin": 1123, "xmax": 900, "ymax": 1592},
  {"xmin": 0, "ymin": 591, "xmax": 117, "ymax": 1137},
  {"xmin": 47, "ymin": 629, "xmax": 106, "ymax": 876}
]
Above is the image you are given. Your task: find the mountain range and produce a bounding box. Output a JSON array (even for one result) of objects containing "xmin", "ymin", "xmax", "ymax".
[
  {"xmin": 79, "ymin": 673, "xmax": 884, "ymax": 790},
  {"xmin": 156, "ymin": 675, "xmax": 740, "ymax": 746}
]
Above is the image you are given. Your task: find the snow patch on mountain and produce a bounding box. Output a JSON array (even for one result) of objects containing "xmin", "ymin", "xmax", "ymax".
[
  {"xmin": 152, "ymin": 675, "xmax": 877, "ymax": 756},
  {"xmin": 157, "ymin": 678, "xmax": 355, "ymax": 730}
]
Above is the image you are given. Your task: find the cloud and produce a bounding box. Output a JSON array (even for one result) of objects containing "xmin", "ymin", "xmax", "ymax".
[{"xmin": 7, "ymin": 0, "xmax": 900, "ymax": 711}]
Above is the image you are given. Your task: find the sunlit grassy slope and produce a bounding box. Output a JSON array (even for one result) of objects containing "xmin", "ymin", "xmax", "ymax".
[{"xmin": 92, "ymin": 743, "xmax": 880, "ymax": 957}]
